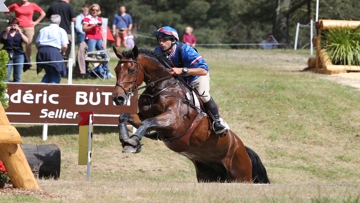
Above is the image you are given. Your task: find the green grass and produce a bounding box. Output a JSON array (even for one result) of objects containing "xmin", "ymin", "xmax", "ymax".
[{"xmin": 2, "ymin": 48, "xmax": 360, "ymax": 202}]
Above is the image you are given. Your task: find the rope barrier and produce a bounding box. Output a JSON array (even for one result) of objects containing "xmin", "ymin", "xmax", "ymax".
[{"xmin": 7, "ymin": 60, "xmax": 69, "ymax": 66}]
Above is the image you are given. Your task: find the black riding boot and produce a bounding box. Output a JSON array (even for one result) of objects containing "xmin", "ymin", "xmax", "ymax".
[{"xmin": 204, "ymin": 97, "xmax": 229, "ymax": 135}]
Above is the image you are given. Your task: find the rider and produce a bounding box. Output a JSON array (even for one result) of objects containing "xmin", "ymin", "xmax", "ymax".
[{"xmin": 153, "ymin": 26, "xmax": 229, "ymax": 135}]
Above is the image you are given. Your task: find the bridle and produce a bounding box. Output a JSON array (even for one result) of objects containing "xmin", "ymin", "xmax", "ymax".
[
  {"xmin": 114, "ymin": 59, "xmax": 146, "ymax": 96},
  {"xmin": 114, "ymin": 58, "xmax": 173, "ymax": 96}
]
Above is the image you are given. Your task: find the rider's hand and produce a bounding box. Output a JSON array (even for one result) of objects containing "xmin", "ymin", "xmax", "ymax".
[{"xmin": 169, "ymin": 68, "xmax": 182, "ymax": 75}]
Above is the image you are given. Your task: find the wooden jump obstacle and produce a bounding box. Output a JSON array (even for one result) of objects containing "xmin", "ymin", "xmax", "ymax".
[
  {"xmin": 0, "ymin": 103, "xmax": 39, "ymax": 189},
  {"xmin": 312, "ymin": 19, "xmax": 360, "ymax": 74}
]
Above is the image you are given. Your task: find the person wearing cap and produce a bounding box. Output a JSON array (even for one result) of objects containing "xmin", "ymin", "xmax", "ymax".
[{"xmin": 153, "ymin": 26, "xmax": 229, "ymax": 135}]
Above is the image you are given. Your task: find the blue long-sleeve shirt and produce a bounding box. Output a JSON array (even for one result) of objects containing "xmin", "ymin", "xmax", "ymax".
[
  {"xmin": 112, "ymin": 14, "xmax": 132, "ymax": 29},
  {"xmin": 75, "ymin": 13, "xmax": 90, "ymax": 34},
  {"xmin": 154, "ymin": 42, "xmax": 209, "ymax": 84}
]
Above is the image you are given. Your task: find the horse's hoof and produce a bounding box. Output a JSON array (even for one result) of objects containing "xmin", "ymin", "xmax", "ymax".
[
  {"xmin": 122, "ymin": 144, "xmax": 142, "ymax": 153},
  {"xmin": 126, "ymin": 136, "xmax": 139, "ymax": 146},
  {"xmin": 122, "ymin": 145, "xmax": 137, "ymax": 153}
]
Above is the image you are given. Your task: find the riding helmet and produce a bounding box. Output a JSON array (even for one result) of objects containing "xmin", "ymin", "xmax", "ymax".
[{"xmin": 153, "ymin": 26, "xmax": 179, "ymax": 41}]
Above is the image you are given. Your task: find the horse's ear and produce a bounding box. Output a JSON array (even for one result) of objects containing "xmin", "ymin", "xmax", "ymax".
[
  {"xmin": 132, "ymin": 45, "xmax": 139, "ymax": 59},
  {"xmin": 113, "ymin": 46, "xmax": 123, "ymax": 59}
]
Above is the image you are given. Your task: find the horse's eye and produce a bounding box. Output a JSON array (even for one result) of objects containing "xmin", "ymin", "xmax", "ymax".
[{"xmin": 128, "ymin": 68, "xmax": 135, "ymax": 75}]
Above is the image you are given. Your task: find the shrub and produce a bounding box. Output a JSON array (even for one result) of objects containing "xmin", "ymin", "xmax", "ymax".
[
  {"xmin": 0, "ymin": 50, "xmax": 8, "ymax": 109},
  {"xmin": 322, "ymin": 26, "xmax": 360, "ymax": 65}
]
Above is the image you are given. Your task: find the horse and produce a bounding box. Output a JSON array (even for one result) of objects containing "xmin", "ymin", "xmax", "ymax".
[{"xmin": 112, "ymin": 45, "xmax": 270, "ymax": 183}]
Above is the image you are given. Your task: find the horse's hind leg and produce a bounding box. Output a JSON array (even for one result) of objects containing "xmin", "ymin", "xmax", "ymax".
[
  {"xmin": 193, "ymin": 161, "xmax": 227, "ymax": 182},
  {"xmin": 228, "ymin": 146, "xmax": 253, "ymax": 183}
]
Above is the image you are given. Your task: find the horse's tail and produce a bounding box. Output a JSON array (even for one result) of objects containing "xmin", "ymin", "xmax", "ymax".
[{"xmin": 245, "ymin": 146, "xmax": 270, "ymax": 184}]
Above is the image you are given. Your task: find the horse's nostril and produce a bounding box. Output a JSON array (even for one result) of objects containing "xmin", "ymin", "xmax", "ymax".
[{"xmin": 117, "ymin": 96, "xmax": 125, "ymax": 102}]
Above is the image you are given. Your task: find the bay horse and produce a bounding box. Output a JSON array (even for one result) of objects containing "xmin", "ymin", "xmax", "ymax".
[{"xmin": 112, "ymin": 46, "xmax": 270, "ymax": 183}]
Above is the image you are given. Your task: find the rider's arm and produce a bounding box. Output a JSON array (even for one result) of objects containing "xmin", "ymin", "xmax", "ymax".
[
  {"xmin": 174, "ymin": 44, "xmax": 208, "ymax": 76},
  {"xmin": 169, "ymin": 67, "xmax": 207, "ymax": 76}
]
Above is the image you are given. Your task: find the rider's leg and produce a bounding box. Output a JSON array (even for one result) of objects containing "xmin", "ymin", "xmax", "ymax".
[
  {"xmin": 191, "ymin": 73, "xmax": 228, "ymax": 135},
  {"xmin": 204, "ymin": 97, "xmax": 228, "ymax": 135}
]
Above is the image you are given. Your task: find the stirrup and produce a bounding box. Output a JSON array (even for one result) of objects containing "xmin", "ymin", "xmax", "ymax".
[{"xmin": 212, "ymin": 118, "xmax": 230, "ymax": 135}]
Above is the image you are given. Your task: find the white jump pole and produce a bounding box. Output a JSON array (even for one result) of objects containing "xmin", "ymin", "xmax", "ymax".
[
  {"xmin": 294, "ymin": 23, "xmax": 300, "ymax": 50},
  {"xmin": 86, "ymin": 114, "xmax": 93, "ymax": 181}
]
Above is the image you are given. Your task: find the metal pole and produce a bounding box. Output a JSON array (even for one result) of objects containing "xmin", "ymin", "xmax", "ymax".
[
  {"xmin": 68, "ymin": 58, "xmax": 73, "ymax": 84},
  {"xmin": 315, "ymin": 0, "xmax": 319, "ymax": 22},
  {"xmin": 86, "ymin": 114, "xmax": 93, "ymax": 181},
  {"xmin": 294, "ymin": 23, "xmax": 300, "ymax": 50},
  {"xmin": 310, "ymin": 20, "xmax": 314, "ymax": 56},
  {"xmin": 71, "ymin": 22, "xmax": 75, "ymax": 66},
  {"xmin": 42, "ymin": 124, "xmax": 48, "ymax": 141}
]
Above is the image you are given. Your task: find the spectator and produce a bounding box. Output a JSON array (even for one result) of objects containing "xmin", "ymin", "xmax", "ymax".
[
  {"xmin": 0, "ymin": 18, "xmax": 29, "ymax": 82},
  {"xmin": 124, "ymin": 30, "xmax": 136, "ymax": 48},
  {"xmin": 45, "ymin": 0, "xmax": 76, "ymax": 61},
  {"xmin": 261, "ymin": 33, "xmax": 279, "ymax": 49},
  {"xmin": 6, "ymin": 0, "xmax": 46, "ymax": 62},
  {"xmin": 75, "ymin": 4, "xmax": 90, "ymax": 45},
  {"xmin": 112, "ymin": 5, "xmax": 133, "ymax": 48},
  {"xmin": 35, "ymin": 14, "xmax": 68, "ymax": 83},
  {"xmin": 182, "ymin": 26, "xmax": 196, "ymax": 47},
  {"xmin": 82, "ymin": 4, "xmax": 110, "ymax": 78}
]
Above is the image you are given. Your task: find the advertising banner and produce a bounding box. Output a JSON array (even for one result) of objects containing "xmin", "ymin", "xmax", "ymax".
[{"xmin": 5, "ymin": 83, "xmax": 137, "ymax": 125}]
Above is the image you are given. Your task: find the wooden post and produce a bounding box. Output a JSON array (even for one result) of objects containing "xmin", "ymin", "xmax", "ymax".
[{"xmin": 0, "ymin": 103, "xmax": 39, "ymax": 189}]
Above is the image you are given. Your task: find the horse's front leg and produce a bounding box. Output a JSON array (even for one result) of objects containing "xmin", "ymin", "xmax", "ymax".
[
  {"xmin": 118, "ymin": 112, "xmax": 142, "ymax": 152},
  {"xmin": 124, "ymin": 112, "xmax": 174, "ymax": 153}
]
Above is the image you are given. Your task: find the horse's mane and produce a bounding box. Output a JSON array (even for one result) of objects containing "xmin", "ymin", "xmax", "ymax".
[{"xmin": 121, "ymin": 49, "xmax": 169, "ymax": 68}]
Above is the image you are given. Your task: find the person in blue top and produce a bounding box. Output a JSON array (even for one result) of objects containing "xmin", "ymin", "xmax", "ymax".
[
  {"xmin": 112, "ymin": 5, "xmax": 133, "ymax": 48},
  {"xmin": 75, "ymin": 4, "xmax": 90, "ymax": 45},
  {"xmin": 261, "ymin": 33, "xmax": 279, "ymax": 49},
  {"xmin": 153, "ymin": 26, "xmax": 229, "ymax": 135}
]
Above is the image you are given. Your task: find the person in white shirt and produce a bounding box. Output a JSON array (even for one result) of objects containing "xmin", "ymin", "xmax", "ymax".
[
  {"xmin": 124, "ymin": 30, "xmax": 135, "ymax": 48},
  {"xmin": 35, "ymin": 14, "xmax": 68, "ymax": 83}
]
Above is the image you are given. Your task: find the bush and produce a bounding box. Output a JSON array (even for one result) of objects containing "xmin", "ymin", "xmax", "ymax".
[
  {"xmin": 0, "ymin": 50, "xmax": 9, "ymax": 109},
  {"xmin": 322, "ymin": 26, "xmax": 360, "ymax": 65}
]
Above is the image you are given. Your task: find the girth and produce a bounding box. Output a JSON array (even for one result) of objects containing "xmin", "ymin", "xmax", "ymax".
[{"xmin": 162, "ymin": 112, "xmax": 204, "ymax": 152}]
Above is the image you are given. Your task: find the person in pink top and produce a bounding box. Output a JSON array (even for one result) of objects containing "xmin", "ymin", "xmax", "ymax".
[
  {"xmin": 6, "ymin": 0, "xmax": 45, "ymax": 62},
  {"xmin": 182, "ymin": 26, "xmax": 196, "ymax": 47},
  {"xmin": 82, "ymin": 4, "xmax": 110, "ymax": 78}
]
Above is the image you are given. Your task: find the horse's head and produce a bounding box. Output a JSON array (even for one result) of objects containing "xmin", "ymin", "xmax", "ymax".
[{"xmin": 112, "ymin": 46, "xmax": 145, "ymax": 106}]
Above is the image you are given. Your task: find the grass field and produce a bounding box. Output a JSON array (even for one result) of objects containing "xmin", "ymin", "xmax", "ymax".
[{"xmin": 1, "ymin": 48, "xmax": 360, "ymax": 202}]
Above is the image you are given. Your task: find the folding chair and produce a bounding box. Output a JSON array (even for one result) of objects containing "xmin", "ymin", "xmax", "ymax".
[{"xmin": 85, "ymin": 50, "xmax": 110, "ymax": 80}]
